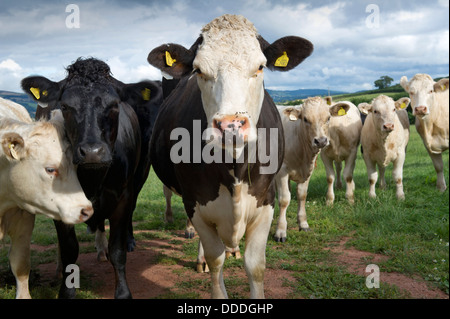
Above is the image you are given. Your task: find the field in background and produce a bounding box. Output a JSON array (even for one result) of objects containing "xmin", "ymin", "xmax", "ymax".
[{"xmin": 1, "ymin": 125, "xmax": 448, "ymax": 299}]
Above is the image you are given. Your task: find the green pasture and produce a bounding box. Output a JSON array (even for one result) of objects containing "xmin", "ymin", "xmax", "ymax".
[{"xmin": 0, "ymin": 127, "xmax": 448, "ymax": 299}]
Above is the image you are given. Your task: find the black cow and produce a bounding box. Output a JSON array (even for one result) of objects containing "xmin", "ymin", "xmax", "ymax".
[
  {"xmin": 21, "ymin": 57, "xmax": 163, "ymax": 299},
  {"xmin": 147, "ymin": 14, "xmax": 313, "ymax": 298}
]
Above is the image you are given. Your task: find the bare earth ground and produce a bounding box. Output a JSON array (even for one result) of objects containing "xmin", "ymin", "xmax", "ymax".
[{"xmin": 31, "ymin": 229, "xmax": 449, "ymax": 300}]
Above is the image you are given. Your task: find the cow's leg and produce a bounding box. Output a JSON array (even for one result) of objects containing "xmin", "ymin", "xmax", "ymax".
[
  {"xmin": 54, "ymin": 221, "xmax": 79, "ymax": 299},
  {"xmin": 297, "ymin": 179, "xmax": 311, "ymax": 231},
  {"xmin": 335, "ymin": 161, "xmax": 343, "ymax": 189},
  {"xmin": 378, "ymin": 165, "xmax": 387, "ymax": 190},
  {"xmin": 192, "ymin": 215, "xmax": 227, "ymax": 299},
  {"xmin": 244, "ymin": 205, "xmax": 273, "ymax": 299},
  {"xmin": 274, "ymin": 172, "xmax": 290, "ymax": 242},
  {"xmin": 163, "ymin": 185, "xmax": 174, "ymax": 223},
  {"xmin": 428, "ymin": 151, "xmax": 447, "ymax": 192},
  {"xmin": 393, "ymin": 151, "xmax": 406, "ymax": 200},
  {"xmin": 8, "ymin": 210, "xmax": 35, "ymax": 299},
  {"xmin": 95, "ymin": 223, "xmax": 109, "ymax": 262},
  {"xmin": 321, "ymin": 154, "xmax": 336, "ymax": 205},
  {"xmin": 196, "ymin": 240, "xmax": 209, "ymax": 273},
  {"xmin": 185, "ymin": 218, "xmax": 196, "ymax": 239},
  {"xmin": 108, "ymin": 197, "xmax": 133, "ymax": 299},
  {"xmin": 364, "ymin": 156, "xmax": 378, "ymax": 199},
  {"xmin": 343, "ymin": 150, "xmax": 357, "ymax": 204}
]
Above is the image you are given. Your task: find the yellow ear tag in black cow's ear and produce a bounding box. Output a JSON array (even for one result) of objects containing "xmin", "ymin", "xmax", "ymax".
[
  {"xmin": 141, "ymin": 88, "xmax": 151, "ymax": 101},
  {"xmin": 30, "ymin": 87, "xmax": 41, "ymax": 100},
  {"xmin": 165, "ymin": 51, "xmax": 176, "ymax": 67},
  {"xmin": 42, "ymin": 90, "xmax": 48, "ymax": 97},
  {"xmin": 338, "ymin": 107, "xmax": 347, "ymax": 116},
  {"xmin": 274, "ymin": 51, "xmax": 289, "ymax": 68}
]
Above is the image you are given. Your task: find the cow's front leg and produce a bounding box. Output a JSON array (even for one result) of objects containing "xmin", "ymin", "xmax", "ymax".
[
  {"xmin": 321, "ymin": 154, "xmax": 336, "ymax": 205},
  {"xmin": 343, "ymin": 150, "xmax": 358, "ymax": 204},
  {"xmin": 297, "ymin": 179, "xmax": 311, "ymax": 231},
  {"xmin": 274, "ymin": 172, "xmax": 291, "ymax": 242},
  {"xmin": 8, "ymin": 210, "xmax": 35, "ymax": 299},
  {"xmin": 428, "ymin": 151, "xmax": 447, "ymax": 192},
  {"xmin": 393, "ymin": 152, "xmax": 406, "ymax": 200},
  {"xmin": 54, "ymin": 220, "xmax": 79, "ymax": 299}
]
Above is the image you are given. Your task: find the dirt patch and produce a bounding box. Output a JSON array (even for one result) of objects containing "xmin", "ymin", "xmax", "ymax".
[{"xmin": 327, "ymin": 236, "xmax": 448, "ymax": 299}]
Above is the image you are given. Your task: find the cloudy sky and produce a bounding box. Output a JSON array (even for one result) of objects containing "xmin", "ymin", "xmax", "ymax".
[{"xmin": 0, "ymin": 0, "xmax": 448, "ymax": 93}]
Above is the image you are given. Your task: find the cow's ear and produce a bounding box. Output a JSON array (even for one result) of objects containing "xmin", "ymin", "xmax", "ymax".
[
  {"xmin": 148, "ymin": 43, "xmax": 196, "ymax": 79},
  {"xmin": 120, "ymin": 80, "xmax": 163, "ymax": 106},
  {"xmin": 400, "ymin": 76, "xmax": 410, "ymax": 92},
  {"xmin": 434, "ymin": 78, "xmax": 449, "ymax": 93},
  {"xmin": 283, "ymin": 107, "xmax": 302, "ymax": 121},
  {"xmin": 358, "ymin": 103, "xmax": 372, "ymax": 115},
  {"xmin": 330, "ymin": 102, "xmax": 351, "ymax": 117},
  {"xmin": 21, "ymin": 76, "xmax": 61, "ymax": 108},
  {"xmin": 264, "ymin": 36, "xmax": 313, "ymax": 72},
  {"xmin": 395, "ymin": 97, "xmax": 411, "ymax": 110},
  {"xmin": 1, "ymin": 132, "xmax": 26, "ymax": 161}
]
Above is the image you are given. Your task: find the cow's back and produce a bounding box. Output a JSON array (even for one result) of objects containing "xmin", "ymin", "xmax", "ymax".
[{"xmin": 0, "ymin": 97, "xmax": 32, "ymax": 124}]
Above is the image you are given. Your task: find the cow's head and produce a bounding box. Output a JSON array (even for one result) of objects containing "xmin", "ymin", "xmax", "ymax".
[
  {"xmin": 400, "ymin": 74, "xmax": 449, "ymax": 117},
  {"xmin": 21, "ymin": 58, "xmax": 159, "ymax": 168},
  {"xmin": 358, "ymin": 95, "xmax": 410, "ymax": 134},
  {"xmin": 283, "ymin": 97, "xmax": 350, "ymax": 151},
  {"xmin": 0, "ymin": 111, "xmax": 93, "ymax": 224},
  {"xmin": 148, "ymin": 14, "xmax": 313, "ymax": 156}
]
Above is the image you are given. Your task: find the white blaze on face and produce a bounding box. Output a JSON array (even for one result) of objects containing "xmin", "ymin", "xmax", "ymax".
[{"xmin": 192, "ymin": 15, "xmax": 267, "ymax": 157}]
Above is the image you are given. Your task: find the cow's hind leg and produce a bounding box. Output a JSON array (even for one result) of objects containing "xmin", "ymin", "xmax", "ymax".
[
  {"xmin": 429, "ymin": 151, "xmax": 447, "ymax": 192},
  {"xmin": 274, "ymin": 172, "xmax": 290, "ymax": 242}
]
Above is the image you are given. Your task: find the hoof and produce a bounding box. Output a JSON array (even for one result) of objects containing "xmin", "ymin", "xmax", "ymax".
[
  {"xmin": 225, "ymin": 251, "xmax": 242, "ymax": 259},
  {"xmin": 300, "ymin": 227, "xmax": 311, "ymax": 232},
  {"xmin": 97, "ymin": 251, "xmax": 109, "ymax": 262},
  {"xmin": 185, "ymin": 230, "xmax": 195, "ymax": 239},
  {"xmin": 196, "ymin": 262, "xmax": 209, "ymax": 273},
  {"xmin": 127, "ymin": 238, "xmax": 136, "ymax": 252},
  {"xmin": 274, "ymin": 235, "xmax": 287, "ymax": 243}
]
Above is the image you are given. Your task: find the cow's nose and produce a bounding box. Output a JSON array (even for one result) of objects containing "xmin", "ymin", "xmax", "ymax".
[
  {"xmin": 213, "ymin": 115, "xmax": 250, "ymax": 141},
  {"xmin": 79, "ymin": 206, "xmax": 94, "ymax": 222},
  {"xmin": 383, "ymin": 123, "xmax": 395, "ymax": 132},
  {"xmin": 77, "ymin": 143, "xmax": 109, "ymax": 164},
  {"xmin": 313, "ymin": 137, "xmax": 328, "ymax": 148},
  {"xmin": 415, "ymin": 106, "xmax": 428, "ymax": 116}
]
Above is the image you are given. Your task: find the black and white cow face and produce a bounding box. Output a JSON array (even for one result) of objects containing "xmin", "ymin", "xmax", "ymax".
[{"xmin": 148, "ymin": 14, "xmax": 313, "ymax": 157}]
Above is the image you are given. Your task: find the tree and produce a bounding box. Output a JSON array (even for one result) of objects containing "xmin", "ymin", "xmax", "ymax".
[{"xmin": 374, "ymin": 76, "xmax": 394, "ymax": 89}]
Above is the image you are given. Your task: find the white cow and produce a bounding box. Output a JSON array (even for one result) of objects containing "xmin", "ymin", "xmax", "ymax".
[
  {"xmin": 358, "ymin": 95, "xmax": 411, "ymax": 200},
  {"xmin": 0, "ymin": 98, "xmax": 93, "ymax": 299},
  {"xmin": 274, "ymin": 97, "xmax": 352, "ymax": 242},
  {"xmin": 400, "ymin": 74, "xmax": 449, "ymax": 191},
  {"xmin": 320, "ymin": 99, "xmax": 362, "ymax": 205}
]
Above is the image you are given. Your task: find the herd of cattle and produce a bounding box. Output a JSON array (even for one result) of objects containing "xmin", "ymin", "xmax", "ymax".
[{"xmin": 0, "ymin": 14, "xmax": 448, "ymax": 299}]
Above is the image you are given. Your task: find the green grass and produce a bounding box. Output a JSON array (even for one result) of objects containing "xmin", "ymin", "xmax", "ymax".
[{"xmin": 0, "ymin": 128, "xmax": 448, "ymax": 299}]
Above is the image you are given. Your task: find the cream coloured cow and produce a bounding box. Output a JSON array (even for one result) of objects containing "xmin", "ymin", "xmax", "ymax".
[
  {"xmin": 400, "ymin": 74, "xmax": 449, "ymax": 191},
  {"xmin": 274, "ymin": 97, "xmax": 351, "ymax": 242},
  {"xmin": 0, "ymin": 98, "xmax": 93, "ymax": 299},
  {"xmin": 358, "ymin": 95, "xmax": 411, "ymax": 200},
  {"xmin": 320, "ymin": 99, "xmax": 362, "ymax": 205}
]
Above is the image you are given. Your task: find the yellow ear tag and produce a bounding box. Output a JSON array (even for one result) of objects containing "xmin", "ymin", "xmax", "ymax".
[
  {"xmin": 327, "ymin": 100, "xmax": 332, "ymax": 106},
  {"xmin": 274, "ymin": 51, "xmax": 289, "ymax": 68},
  {"xmin": 400, "ymin": 103, "xmax": 407, "ymax": 109},
  {"xmin": 42, "ymin": 90, "xmax": 48, "ymax": 97},
  {"xmin": 30, "ymin": 87, "xmax": 41, "ymax": 100},
  {"xmin": 338, "ymin": 107, "xmax": 347, "ymax": 116},
  {"xmin": 165, "ymin": 51, "xmax": 176, "ymax": 67},
  {"xmin": 141, "ymin": 88, "xmax": 151, "ymax": 101},
  {"xmin": 441, "ymin": 84, "xmax": 447, "ymax": 91},
  {"xmin": 9, "ymin": 143, "xmax": 19, "ymax": 160},
  {"xmin": 289, "ymin": 114, "xmax": 298, "ymax": 121}
]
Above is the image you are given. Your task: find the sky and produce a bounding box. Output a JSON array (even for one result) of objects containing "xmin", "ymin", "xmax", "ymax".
[{"xmin": 0, "ymin": 0, "xmax": 449, "ymax": 93}]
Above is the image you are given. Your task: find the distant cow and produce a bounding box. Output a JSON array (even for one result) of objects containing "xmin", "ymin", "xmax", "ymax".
[
  {"xmin": 21, "ymin": 58, "xmax": 163, "ymax": 299},
  {"xmin": 147, "ymin": 14, "xmax": 313, "ymax": 298},
  {"xmin": 358, "ymin": 95, "xmax": 411, "ymax": 199},
  {"xmin": 0, "ymin": 98, "xmax": 92, "ymax": 299},
  {"xmin": 320, "ymin": 100, "xmax": 362, "ymax": 205},
  {"xmin": 400, "ymin": 74, "xmax": 449, "ymax": 191},
  {"xmin": 274, "ymin": 97, "xmax": 351, "ymax": 242}
]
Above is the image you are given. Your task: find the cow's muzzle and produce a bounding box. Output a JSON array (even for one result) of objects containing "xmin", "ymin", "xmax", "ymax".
[
  {"xmin": 414, "ymin": 106, "xmax": 428, "ymax": 117},
  {"xmin": 213, "ymin": 114, "xmax": 251, "ymax": 146},
  {"xmin": 74, "ymin": 143, "xmax": 112, "ymax": 167}
]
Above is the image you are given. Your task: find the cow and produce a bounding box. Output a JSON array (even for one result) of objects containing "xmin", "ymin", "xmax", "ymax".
[
  {"xmin": 21, "ymin": 57, "xmax": 163, "ymax": 299},
  {"xmin": 320, "ymin": 100, "xmax": 362, "ymax": 205},
  {"xmin": 400, "ymin": 74, "xmax": 449, "ymax": 192},
  {"xmin": 0, "ymin": 98, "xmax": 93, "ymax": 299},
  {"xmin": 274, "ymin": 97, "xmax": 351, "ymax": 242},
  {"xmin": 147, "ymin": 14, "xmax": 313, "ymax": 298},
  {"xmin": 358, "ymin": 95, "xmax": 411, "ymax": 200}
]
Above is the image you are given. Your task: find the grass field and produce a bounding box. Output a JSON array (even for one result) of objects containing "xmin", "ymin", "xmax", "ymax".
[{"xmin": 0, "ymin": 126, "xmax": 448, "ymax": 299}]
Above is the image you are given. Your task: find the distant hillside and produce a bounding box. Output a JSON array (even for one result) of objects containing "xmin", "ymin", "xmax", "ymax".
[
  {"xmin": 0, "ymin": 90, "xmax": 37, "ymax": 118},
  {"xmin": 267, "ymin": 89, "xmax": 347, "ymax": 103}
]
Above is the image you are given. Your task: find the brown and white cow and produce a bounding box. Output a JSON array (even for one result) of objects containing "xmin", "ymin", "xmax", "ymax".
[
  {"xmin": 358, "ymin": 95, "xmax": 411, "ymax": 200},
  {"xmin": 148, "ymin": 14, "xmax": 313, "ymax": 298},
  {"xmin": 400, "ymin": 74, "xmax": 449, "ymax": 191},
  {"xmin": 320, "ymin": 100, "xmax": 362, "ymax": 205},
  {"xmin": 0, "ymin": 98, "xmax": 93, "ymax": 299},
  {"xmin": 274, "ymin": 97, "xmax": 351, "ymax": 242}
]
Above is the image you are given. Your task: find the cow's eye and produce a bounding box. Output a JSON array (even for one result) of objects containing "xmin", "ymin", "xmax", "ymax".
[
  {"xmin": 193, "ymin": 68, "xmax": 202, "ymax": 75},
  {"xmin": 45, "ymin": 167, "xmax": 59, "ymax": 177},
  {"xmin": 303, "ymin": 117, "xmax": 309, "ymax": 124},
  {"xmin": 373, "ymin": 110, "xmax": 378, "ymax": 114}
]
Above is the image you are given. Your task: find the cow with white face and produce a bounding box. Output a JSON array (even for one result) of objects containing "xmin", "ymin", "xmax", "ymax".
[
  {"xmin": 0, "ymin": 98, "xmax": 93, "ymax": 299},
  {"xmin": 400, "ymin": 74, "xmax": 449, "ymax": 191},
  {"xmin": 148, "ymin": 14, "xmax": 313, "ymax": 298},
  {"xmin": 274, "ymin": 97, "xmax": 351, "ymax": 242},
  {"xmin": 358, "ymin": 95, "xmax": 411, "ymax": 200}
]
